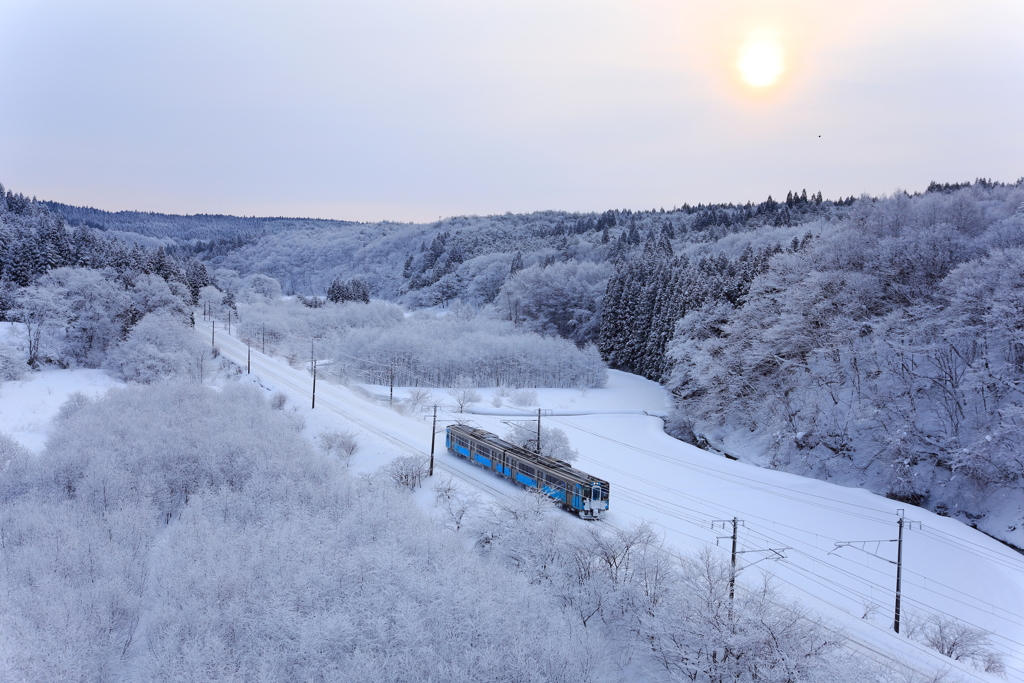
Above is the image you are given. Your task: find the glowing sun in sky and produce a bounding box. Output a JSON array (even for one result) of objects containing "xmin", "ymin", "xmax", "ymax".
[{"xmin": 737, "ymin": 33, "xmax": 784, "ymax": 88}]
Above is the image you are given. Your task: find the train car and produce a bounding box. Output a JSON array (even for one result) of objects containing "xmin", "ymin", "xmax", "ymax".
[{"xmin": 446, "ymin": 423, "xmax": 609, "ymax": 519}]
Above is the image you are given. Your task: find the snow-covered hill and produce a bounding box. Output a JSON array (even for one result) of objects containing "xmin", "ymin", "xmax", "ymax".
[{"xmin": 198, "ymin": 320, "xmax": 1024, "ymax": 681}]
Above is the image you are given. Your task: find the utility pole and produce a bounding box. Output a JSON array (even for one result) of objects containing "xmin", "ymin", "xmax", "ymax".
[
  {"xmin": 227, "ymin": 310, "xmax": 231, "ymax": 334},
  {"xmin": 211, "ymin": 320, "xmax": 215, "ymax": 349},
  {"xmin": 311, "ymin": 358, "xmax": 317, "ymax": 409},
  {"xmin": 895, "ymin": 514, "xmax": 905, "ymax": 633},
  {"xmin": 712, "ymin": 518, "xmax": 790, "ymax": 604},
  {"xmin": 536, "ymin": 408, "xmax": 542, "ymax": 455},
  {"xmin": 247, "ymin": 342, "xmax": 251, "ymax": 374},
  {"xmin": 831, "ymin": 509, "xmax": 919, "ymax": 634},
  {"xmin": 714, "ymin": 518, "xmax": 741, "ymax": 601},
  {"xmin": 262, "ymin": 322, "xmax": 265, "ymax": 354},
  {"xmin": 429, "ymin": 405, "xmax": 437, "ymax": 476},
  {"xmin": 729, "ymin": 517, "xmax": 738, "ymax": 600}
]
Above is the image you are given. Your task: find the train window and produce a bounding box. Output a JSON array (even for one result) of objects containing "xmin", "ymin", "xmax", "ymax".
[
  {"xmin": 477, "ymin": 445, "xmax": 491, "ymax": 458},
  {"xmin": 545, "ymin": 473, "xmax": 566, "ymax": 489},
  {"xmin": 518, "ymin": 463, "xmax": 535, "ymax": 477}
]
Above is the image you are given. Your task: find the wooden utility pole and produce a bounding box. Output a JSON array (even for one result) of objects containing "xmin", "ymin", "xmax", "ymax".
[
  {"xmin": 311, "ymin": 358, "xmax": 317, "ymax": 409},
  {"xmin": 247, "ymin": 343, "xmax": 251, "ymax": 374},
  {"xmin": 211, "ymin": 320, "xmax": 215, "ymax": 349},
  {"xmin": 429, "ymin": 405, "xmax": 437, "ymax": 476}
]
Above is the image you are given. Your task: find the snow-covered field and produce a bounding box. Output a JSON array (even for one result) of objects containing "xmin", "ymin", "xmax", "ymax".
[
  {"xmin": 0, "ymin": 369, "xmax": 124, "ymax": 452},
  {"xmin": 4, "ymin": 321, "xmax": 1023, "ymax": 681}
]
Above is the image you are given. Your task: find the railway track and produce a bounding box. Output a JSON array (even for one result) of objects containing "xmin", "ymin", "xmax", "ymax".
[
  {"xmin": 198, "ymin": 318, "xmax": 982, "ymax": 681},
  {"xmin": 201, "ymin": 323, "xmax": 514, "ymax": 502}
]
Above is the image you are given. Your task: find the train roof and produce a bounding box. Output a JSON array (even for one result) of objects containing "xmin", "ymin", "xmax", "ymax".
[{"xmin": 448, "ymin": 423, "xmax": 607, "ymax": 484}]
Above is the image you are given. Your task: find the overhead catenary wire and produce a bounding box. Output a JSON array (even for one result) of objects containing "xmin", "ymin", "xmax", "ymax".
[
  {"xmin": 544, "ymin": 414, "xmax": 899, "ymax": 524},
  {"xmin": 205, "ymin": 317, "xmax": 1023, "ymax": 680},
  {"xmin": 537, "ymin": 409, "xmax": 1024, "ymax": 667},
  {"xmin": 448, "ymin": 393, "xmax": 1024, "ymax": 665}
]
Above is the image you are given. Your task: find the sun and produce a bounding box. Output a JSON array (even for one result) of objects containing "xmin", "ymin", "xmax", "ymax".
[{"xmin": 737, "ymin": 34, "xmax": 784, "ymax": 88}]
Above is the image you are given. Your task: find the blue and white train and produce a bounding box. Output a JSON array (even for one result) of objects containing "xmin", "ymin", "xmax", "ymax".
[{"xmin": 446, "ymin": 423, "xmax": 609, "ymax": 519}]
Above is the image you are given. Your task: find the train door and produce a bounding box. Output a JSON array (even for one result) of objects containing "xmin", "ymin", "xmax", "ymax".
[{"xmin": 496, "ymin": 450, "xmax": 508, "ymax": 476}]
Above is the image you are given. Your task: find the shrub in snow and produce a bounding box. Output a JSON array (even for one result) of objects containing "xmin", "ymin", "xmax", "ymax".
[
  {"xmin": 0, "ymin": 342, "xmax": 26, "ymax": 380},
  {"xmin": 0, "ymin": 432, "xmax": 29, "ymax": 472},
  {"xmin": 240, "ymin": 273, "xmax": 282, "ymax": 302},
  {"xmin": 54, "ymin": 392, "xmax": 93, "ymax": 423},
  {"xmin": 317, "ymin": 430, "xmax": 358, "ymax": 467},
  {"xmin": 510, "ymin": 388, "xmax": 537, "ymax": 407},
  {"xmin": 385, "ymin": 455, "xmax": 428, "ymax": 490},
  {"xmin": 920, "ymin": 615, "xmax": 1004, "ymax": 673},
  {"xmin": 269, "ymin": 391, "xmax": 287, "ymax": 410}
]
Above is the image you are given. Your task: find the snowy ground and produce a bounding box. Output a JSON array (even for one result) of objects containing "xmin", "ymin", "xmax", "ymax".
[
  {"xmin": 0, "ymin": 368, "xmax": 124, "ymax": 452},
  {"xmin": 4, "ymin": 320, "xmax": 1023, "ymax": 682}
]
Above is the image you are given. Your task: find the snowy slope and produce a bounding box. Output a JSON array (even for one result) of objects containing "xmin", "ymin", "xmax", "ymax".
[
  {"xmin": 4, "ymin": 318, "xmax": 1020, "ymax": 681},
  {"xmin": 196, "ymin": 319, "xmax": 1024, "ymax": 681}
]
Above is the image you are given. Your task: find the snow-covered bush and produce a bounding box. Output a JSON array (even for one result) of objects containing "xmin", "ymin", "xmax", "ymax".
[
  {"xmin": 317, "ymin": 429, "xmax": 358, "ymax": 467},
  {"xmin": 0, "ymin": 342, "xmax": 25, "ymax": 380},
  {"xmin": 105, "ymin": 311, "xmax": 205, "ymax": 384},
  {"xmin": 510, "ymin": 387, "xmax": 537, "ymax": 406},
  {"xmin": 385, "ymin": 455, "xmax": 429, "ymax": 490},
  {"xmin": 920, "ymin": 615, "xmax": 1004, "ymax": 673},
  {"xmin": 53, "ymin": 392, "xmax": 92, "ymax": 423},
  {"xmin": 0, "ymin": 432, "xmax": 28, "ymax": 472}
]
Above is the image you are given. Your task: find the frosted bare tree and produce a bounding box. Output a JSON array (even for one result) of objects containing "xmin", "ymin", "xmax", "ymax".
[{"xmin": 447, "ymin": 376, "xmax": 481, "ymax": 413}]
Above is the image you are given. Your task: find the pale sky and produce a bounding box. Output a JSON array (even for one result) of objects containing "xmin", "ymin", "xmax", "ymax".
[{"xmin": 3, "ymin": 0, "xmax": 1023, "ymax": 222}]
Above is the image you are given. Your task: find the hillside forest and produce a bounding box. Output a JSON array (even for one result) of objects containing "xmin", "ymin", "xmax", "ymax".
[{"xmin": 4, "ymin": 178, "xmax": 1024, "ymax": 547}]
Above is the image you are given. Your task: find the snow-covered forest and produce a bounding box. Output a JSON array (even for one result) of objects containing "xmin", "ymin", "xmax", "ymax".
[
  {"xmin": 32, "ymin": 179, "xmax": 1024, "ymax": 543},
  {"xmin": 1, "ymin": 380, "xmax": 892, "ymax": 682},
  {"xmin": 2, "ymin": 178, "xmax": 1023, "ymax": 679}
]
